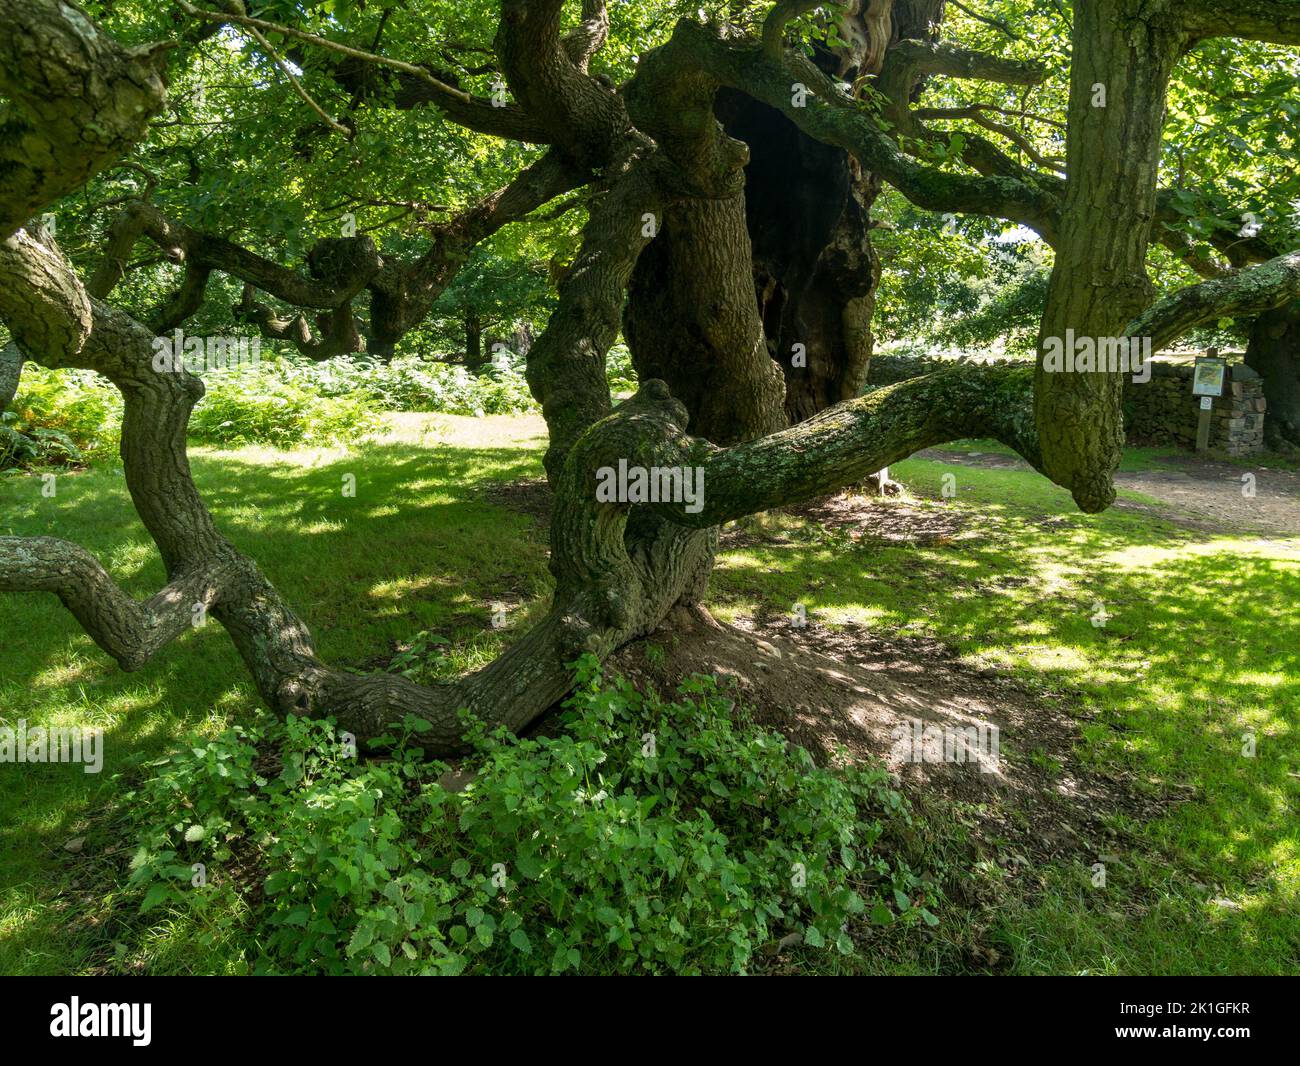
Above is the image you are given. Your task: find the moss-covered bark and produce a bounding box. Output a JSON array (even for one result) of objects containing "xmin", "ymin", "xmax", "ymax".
[
  {"xmin": 0, "ymin": 0, "xmax": 169, "ymax": 241},
  {"xmin": 3, "ymin": 0, "xmax": 1288, "ymax": 759}
]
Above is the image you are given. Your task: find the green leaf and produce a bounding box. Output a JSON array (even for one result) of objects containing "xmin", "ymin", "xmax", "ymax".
[
  {"xmin": 348, "ymin": 925, "xmax": 374, "ymax": 955},
  {"xmin": 282, "ymin": 905, "xmax": 312, "ymax": 927},
  {"xmin": 516, "ymin": 853, "xmax": 544, "ymax": 879},
  {"xmin": 140, "ymin": 883, "xmax": 173, "ymax": 914}
]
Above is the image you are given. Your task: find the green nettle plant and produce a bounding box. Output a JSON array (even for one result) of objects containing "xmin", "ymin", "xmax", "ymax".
[
  {"xmin": 124, "ymin": 660, "xmax": 925, "ymax": 975},
  {"xmin": 274, "ymin": 356, "xmax": 539, "ymax": 417}
]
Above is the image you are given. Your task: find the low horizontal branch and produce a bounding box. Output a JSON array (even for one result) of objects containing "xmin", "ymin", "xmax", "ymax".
[
  {"xmin": 675, "ymin": 363, "xmax": 1041, "ymax": 525},
  {"xmin": 564, "ymin": 365, "xmax": 1042, "ymax": 533},
  {"xmin": 0, "ymin": 536, "xmax": 227, "ymax": 671},
  {"xmin": 1126, "ymin": 249, "xmax": 1300, "ymax": 351}
]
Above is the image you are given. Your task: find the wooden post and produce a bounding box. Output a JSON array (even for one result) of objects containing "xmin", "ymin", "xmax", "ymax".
[
  {"xmin": 1195, "ymin": 347, "xmax": 1218, "ymax": 453},
  {"xmin": 1195, "ymin": 399, "xmax": 1212, "ymax": 452}
]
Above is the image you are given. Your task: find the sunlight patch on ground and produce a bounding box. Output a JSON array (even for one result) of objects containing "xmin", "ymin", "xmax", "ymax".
[
  {"xmin": 28, "ymin": 660, "xmax": 97, "ymax": 690},
  {"xmin": 381, "ymin": 411, "xmax": 548, "ymax": 450},
  {"xmin": 367, "ymin": 573, "xmax": 447, "ymax": 601},
  {"xmin": 193, "ymin": 442, "xmax": 354, "ymax": 466},
  {"xmin": 1098, "ymin": 538, "xmax": 1300, "ymax": 568},
  {"xmin": 106, "ymin": 541, "xmax": 156, "ymax": 573},
  {"xmin": 300, "ymin": 519, "xmax": 347, "ymax": 534}
]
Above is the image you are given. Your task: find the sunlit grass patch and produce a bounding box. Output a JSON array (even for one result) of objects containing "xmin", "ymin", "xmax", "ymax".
[
  {"xmin": 711, "ymin": 452, "xmax": 1300, "ymax": 974},
  {"xmin": 0, "ymin": 412, "xmax": 550, "ymax": 974}
]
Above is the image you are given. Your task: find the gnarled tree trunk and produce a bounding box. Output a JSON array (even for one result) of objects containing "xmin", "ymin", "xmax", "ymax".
[
  {"xmin": 5, "ymin": 0, "xmax": 1296, "ymax": 762},
  {"xmin": 1035, "ymin": 0, "xmax": 1186, "ymax": 512},
  {"xmin": 628, "ymin": 0, "xmax": 944, "ymax": 429},
  {"xmin": 714, "ymin": 88, "xmax": 883, "ymax": 424}
]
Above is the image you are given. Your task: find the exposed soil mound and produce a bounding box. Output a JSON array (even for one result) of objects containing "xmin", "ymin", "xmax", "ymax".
[{"xmin": 612, "ymin": 606, "xmax": 1168, "ymax": 869}]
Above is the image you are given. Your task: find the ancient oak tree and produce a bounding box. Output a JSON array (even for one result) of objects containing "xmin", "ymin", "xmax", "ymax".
[{"xmin": 1, "ymin": 0, "xmax": 1298, "ymax": 754}]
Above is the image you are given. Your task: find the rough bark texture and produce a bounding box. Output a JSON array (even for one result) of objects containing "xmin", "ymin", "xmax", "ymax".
[
  {"xmin": 1034, "ymin": 0, "xmax": 1185, "ymax": 512},
  {"xmin": 619, "ymin": 23, "xmax": 787, "ymax": 446},
  {"xmin": 0, "ymin": 342, "xmax": 22, "ymax": 413},
  {"xmin": 526, "ymin": 147, "xmax": 665, "ymax": 480},
  {"xmin": 0, "ymin": 0, "xmax": 169, "ymax": 241},
  {"xmin": 623, "ymin": 190, "xmax": 788, "ymax": 445},
  {"xmin": 714, "ymin": 89, "xmax": 882, "ymax": 425},
  {"xmin": 1178, "ymin": 0, "xmax": 1300, "ymax": 45},
  {"xmin": 3, "ymin": 0, "xmax": 1283, "ymax": 759},
  {"xmin": 632, "ymin": 0, "xmax": 945, "ymax": 428}
]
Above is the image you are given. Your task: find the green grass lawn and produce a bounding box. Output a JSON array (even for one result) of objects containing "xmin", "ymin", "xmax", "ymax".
[
  {"xmin": 711, "ymin": 446, "xmax": 1300, "ymax": 974},
  {"xmin": 1, "ymin": 419, "xmax": 1296, "ymax": 974},
  {"xmin": 0, "ymin": 413, "xmax": 554, "ymax": 974}
]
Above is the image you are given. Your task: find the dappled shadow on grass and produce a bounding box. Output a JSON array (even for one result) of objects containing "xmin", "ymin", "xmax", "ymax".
[
  {"xmin": 709, "ymin": 462, "xmax": 1299, "ymax": 971},
  {"xmin": 3, "ymin": 436, "xmax": 1296, "ymax": 972},
  {"xmin": 193, "ymin": 441, "xmax": 542, "ymax": 525},
  {"xmin": 0, "ymin": 435, "xmax": 554, "ymax": 972},
  {"xmin": 189, "ymin": 443, "xmax": 554, "ymax": 645}
]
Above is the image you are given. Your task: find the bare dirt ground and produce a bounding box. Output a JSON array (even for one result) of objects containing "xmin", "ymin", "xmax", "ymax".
[
  {"xmin": 609, "ymin": 608, "xmax": 1167, "ymax": 877},
  {"xmin": 1116, "ymin": 456, "xmax": 1300, "ymax": 536}
]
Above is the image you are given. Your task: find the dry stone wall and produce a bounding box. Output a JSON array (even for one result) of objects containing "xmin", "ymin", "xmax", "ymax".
[{"xmin": 867, "ymin": 351, "xmax": 1266, "ymax": 456}]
